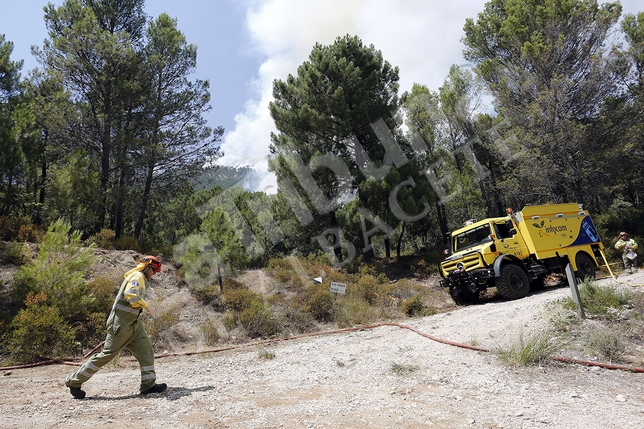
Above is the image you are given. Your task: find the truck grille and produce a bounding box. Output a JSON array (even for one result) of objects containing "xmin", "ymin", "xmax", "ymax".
[{"xmin": 441, "ymin": 252, "xmax": 484, "ymax": 274}]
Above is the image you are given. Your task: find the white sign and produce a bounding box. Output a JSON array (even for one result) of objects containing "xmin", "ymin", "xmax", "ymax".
[{"xmin": 330, "ymin": 282, "xmax": 347, "ymax": 294}]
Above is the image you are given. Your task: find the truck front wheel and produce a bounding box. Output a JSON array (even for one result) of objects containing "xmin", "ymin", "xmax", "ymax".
[
  {"xmin": 575, "ymin": 252, "xmax": 596, "ymax": 281},
  {"xmin": 449, "ymin": 287, "xmax": 479, "ymax": 305},
  {"xmin": 496, "ymin": 264, "xmax": 530, "ymax": 300}
]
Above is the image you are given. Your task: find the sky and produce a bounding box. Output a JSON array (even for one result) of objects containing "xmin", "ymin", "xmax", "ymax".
[{"xmin": 1, "ymin": 0, "xmax": 642, "ymax": 193}]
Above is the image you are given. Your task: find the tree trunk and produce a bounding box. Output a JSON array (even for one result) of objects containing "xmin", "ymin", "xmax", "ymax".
[
  {"xmin": 436, "ymin": 201, "xmax": 448, "ymax": 245},
  {"xmin": 114, "ymin": 163, "xmax": 127, "ymax": 238},
  {"xmin": 330, "ymin": 210, "xmax": 343, "ymax": 262},
  {"xmin": 35, "ymin": 159, "xmax": 47, "ymax": 225},
  {"xmin": 134, "ymin": 157, "xmax": 155, "ymax": 239},
  {"xmin": 396, "ymin": 223, "xmax": 405, "ymax": 257},
  {"xmin": 96, "ymin": 91, "xmax": 112, "ymax": 233}
]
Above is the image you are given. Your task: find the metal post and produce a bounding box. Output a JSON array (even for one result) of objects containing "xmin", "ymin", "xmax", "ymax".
[{"xmin": 565, "ymin": 263, "xmax": 585, "ymax": 319}]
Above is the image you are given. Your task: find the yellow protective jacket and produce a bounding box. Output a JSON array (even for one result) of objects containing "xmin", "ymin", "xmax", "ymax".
[
  {"xmin": 112, "ymin": 269, "xmax": 149, "ymax": 320},
  {"xmin": 615, "ymin": 238, "xmax": 638, "ymax": 253}
]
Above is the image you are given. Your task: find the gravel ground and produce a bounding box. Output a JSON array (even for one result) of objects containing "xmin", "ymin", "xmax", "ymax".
[{"xmin": 1, "ymin": 272, "xmax": 644, "ymax": 429}]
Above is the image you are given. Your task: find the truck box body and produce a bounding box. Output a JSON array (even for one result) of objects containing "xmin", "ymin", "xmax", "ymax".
[{"xmin": 514, "ymin": 203, "xmax": 603, "ymax": 260}]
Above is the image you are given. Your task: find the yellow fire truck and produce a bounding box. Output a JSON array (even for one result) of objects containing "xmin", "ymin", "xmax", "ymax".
[{"xmin": 439, "ymin": 203, "xmax": 604, "ymax": 304}]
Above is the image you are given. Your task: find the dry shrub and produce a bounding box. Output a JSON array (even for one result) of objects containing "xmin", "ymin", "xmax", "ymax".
[
  {"xmin": 402, "ymin": 294, "xmax": 431, "ymax": 317},
  {"xmin": 302, "ymin": 284, "xmax": 334, "ymax": 322},
  {"xmin": 239, "ymin": 301, "xmax": 281, "ymax": 338},
  {"xmin": 223, "ymin": 288, "xmax": 262, "ymax": 313},
  {"xmin": 113, "ymin": 236, "xmax": 140, "ymax": 251},
  {"xmin": 335, "ymin": 296, "xmax": 381, "ymax": 328},
  {"xmin": 354, "ymin": 274, "xmax": 382, "ymax": 305},
  {"xmin": 0, "ymin": 216, "xmax": 31, "ymax": 241},
  {"xmin": 496, "ymin": 329, "xmax": 565, "ymax": 367},
  {"xmin": 17, "ymin": 224, "xmax": 45, "ymax": 243},
  {"xmin": 75, "ymin": 311, "xmax": 108, "ymax": 348},
  {"xmin": 143, "ymin": 300, "xmax": 182, "ymax": 345},
  {"xmin": 192, "ymin": 284, "xmax": 221, "ymax": 305},
  {"xmin": 267, "ymin": 257, "xmax": 305, "ymax": 290},
  {"xmin": 200, "ymin": 318, "xmax": 220, "ymax": 346},
  {"xmin": 284, "ymin": 302, "xmax": 316, "ymax": 333},
  {"xmin": 222, "ymin": 277, "xmax": 246, "ymax": 290},
  {"xmin": 586, "ymin": 328, "xmax": 627, "ymax": 363},
  {"xmin": 88, "ymin": 229, "xmax": 116, "ymax": 249},
  {"xmin": 222, "ymin": 310, "xmax": 237, "ymax": 331}
]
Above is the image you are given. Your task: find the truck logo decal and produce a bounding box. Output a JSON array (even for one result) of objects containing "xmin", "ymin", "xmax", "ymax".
[
  {"xmin": 531, "ymin": 220, "xmax": 567, "ymax": 237},
  {"xmin": 532, "ymin": 220, "xmax": 547, "ymax": 235},
  {"xmin": 546, "ymin": 225, "xmax": 567, "ymax": 233}
]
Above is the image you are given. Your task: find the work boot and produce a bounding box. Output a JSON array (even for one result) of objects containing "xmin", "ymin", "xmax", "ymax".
[
  {"xmin": 69, "ymin": 387, "xmax": 86, "ymax": 399},
  {"xmin": 141, "ymin": 383, "xmax": 167, "ymax": 395}
]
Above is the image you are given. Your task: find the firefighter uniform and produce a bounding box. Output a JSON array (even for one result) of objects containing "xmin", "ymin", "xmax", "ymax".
[
  {"xmin": 66, "ymin": 258, "xmax": 163, "ymax": 396},
  {"xmin": 615, "ymin": 233, "xmax": 638, "ymax": 274}
]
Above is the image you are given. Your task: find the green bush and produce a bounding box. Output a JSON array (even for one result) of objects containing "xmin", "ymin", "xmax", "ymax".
[
  {"xmin": 192, "ymin": 283, "xmax": 221, "ymax": 305},
  {"xmin": 222, "ymin": 288, "xmax": 262, "ymax": 313},
  {"xmin": 335, "ymin": 296, "xmax": 380, "ymax": 328},
  {"xmin": 303, "ymin": 284, "xmax": 334, "ymax": 322},
  {"xmin": 200, "ymin": 318, "xmax": 220, "ymax": 346},
  {"xmin": 354, "ymin": 274, "xmax": 381, "ymax": 305},
  {"xmin": 88, "ymin": 229, "xmax": 116, "ymax": 249},
  {"xmin": 222, "ymin": 310, "xmax": 237, "ymax": 331},
  {"xmin": 284, "ymin": 303, "xmax": 316, "ymax": 333},
  {"xmin": 86, "ymin": 276, "xmax": 118, "ymax": 314},
  {"xmin": 4, "ymin": 293, "xmax": 77, "ymax": 364},
  {"xmin": 11, "ymin": 219, "xmax": 97, "ymax": 321},
  {"xmin": 113, "ymin": 235, "xmax": 140, "ymax": 251},
  {"xmin": 401, "ymin": 294, "xmax": 433, "ymax": 317},
  {"xmin": 148, "ymin": 244, "xmax": 174, "ymax": 258},
  {"xmin": 3, "ymin": 242, "xmax": 32, "ymax": 265},
  {"xmin": 239, "ymin": 301, "xmax": 281, "ymax": 338}
]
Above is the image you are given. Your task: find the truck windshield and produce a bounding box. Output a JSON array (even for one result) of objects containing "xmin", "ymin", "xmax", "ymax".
[{"xmin": 453, "ymin": 224, "xmax": 492, "ymax": 252}]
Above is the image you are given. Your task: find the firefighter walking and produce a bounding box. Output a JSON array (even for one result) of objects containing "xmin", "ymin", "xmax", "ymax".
[{"xmin": 65, "ymin": 256, "xmax": 167, "ymax": 399}]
